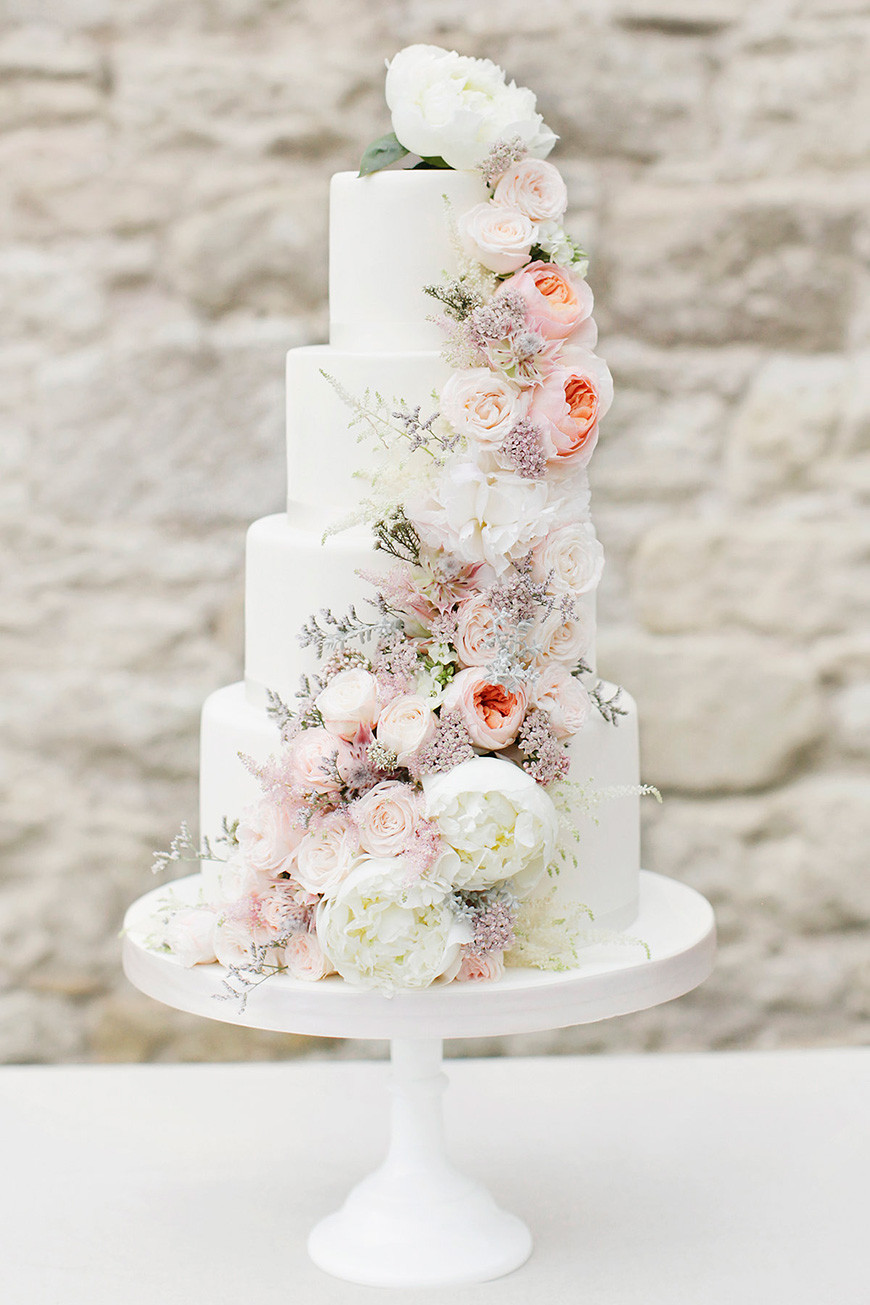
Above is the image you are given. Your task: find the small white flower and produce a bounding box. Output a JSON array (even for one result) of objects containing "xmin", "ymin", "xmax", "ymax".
[{"xmin": 385, "ymin": 44, "xmax": 556, "ymax": 171}]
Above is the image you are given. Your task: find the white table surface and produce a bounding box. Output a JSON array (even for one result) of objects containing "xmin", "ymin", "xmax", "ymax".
[{"xmin": 0, "ymin": 1048, "xmax": 867, "ymax": 1304}]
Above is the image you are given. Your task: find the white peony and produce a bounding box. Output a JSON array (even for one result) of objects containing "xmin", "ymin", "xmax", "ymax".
[
  {"xmin": 316, "ymin": 857, "xmax": 469, "ymax": 992},
  {"xmin": 385, "ymin": 44, "xmax": 556, "ymax": 171},
  {"xmin": 440, "ymin": 368, "xmax": 527, "ymax": 449},
  {"xmin": 423, "ymin": 756, "xmax": 558, "ymax": 896},
  {"xmin": 408, "ymin": 457, "xmax": 557, "ymax": 577}
]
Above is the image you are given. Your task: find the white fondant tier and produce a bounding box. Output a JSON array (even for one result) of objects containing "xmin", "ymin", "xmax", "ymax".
[
  {"xmin": 244, "ymin": 512, "xmax": 387, "ymax": 706},
  {"xmin": 328, "ymin": 170, "xmax": 488, "ymax": 352},
  {"xmin": 199, "ymin": 681, "xmax": 639, "ymax": 929},
  {"xmin": 286, "ymin": 344, "xmax": 449, "ymax": 515}
]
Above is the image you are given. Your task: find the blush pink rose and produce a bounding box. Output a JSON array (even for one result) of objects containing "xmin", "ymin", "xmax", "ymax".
[
  {"xmin": 455, "ymin": 592, "xmax": 499, "ymax": 668},
  {"xmin": 530, "ymin": 523, "xmax": 605, "ymax": 596},
  {"xmin": 459, "ymin": 202, "xmax": 534, "ymax": 275},
  {"xmin": 315, "ymin": 668, "xmax": 380, "ymax": 741},
  {"xmin": 532, "ymin": 663, "xmax": 591, "ymax": 739},
  {"xmin": 530, "ymin": 348, "xmax": 613, "ymax": 466},
  {"xmin": 534, "ymin": 608, "xmax": 594, "ymax": 668},
  {"xmin": 440, "ymin": 368, "xmax": 527, "ymax": 448},
  {"xmin": 237, "ymin": 797, "xmax": 305, "ymax": 881},
  {"xmin": 352, "ymin": 781, "xmax": 422, "ymax": 857},
  {"xmin": 286, "ymin": 727, "xmax": 351, "ymax": 795},
  {"xmin": 457, "ymin": 950, "xmax": 505, "ymax": 982},
  {"xmin": 293, "ymin": 816, "xmax": 358, "ymax": 897},
  {"xmin": 443, "ymin": 667, "xmax": 528, "ymax": 749},
  {"xmin": 376, "ymin": 694, "xmax": 436, "ymax": 764},
  {"xmin": 493, "ymin": 159, "xmax": 567, "ymax": 223},
  {"xmin": 283, "ymin": 929, "xmax": 334, "ymax": 981},
  {"xmin": 501, "ymin": 259, "xmax": 594, "ymax": 341}
]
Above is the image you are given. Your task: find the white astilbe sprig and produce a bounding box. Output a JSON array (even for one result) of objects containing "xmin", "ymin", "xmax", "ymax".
[
  {"xmin": 506, "ymin": 888, "xmax": 594, "ymax": 972},
  {"xmin": 551, "ymin": 778, "xmax": 662, "ymax": 834},
  {"xmin": 319, "ymin": 371, "xmax": 458, "ymax": 461}
]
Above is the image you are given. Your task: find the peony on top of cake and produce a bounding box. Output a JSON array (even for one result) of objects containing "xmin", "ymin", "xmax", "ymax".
[
  {"xmin": 149, "ymin": 47, "xmax": 648, "ymax": 999},
  {"xmin": 370, "ymin": 43, "xmax": 556, "ymax": 174}
]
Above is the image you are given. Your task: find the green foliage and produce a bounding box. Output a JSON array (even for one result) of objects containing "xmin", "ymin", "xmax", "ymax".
[{"xmin": 359, "ymin": 131, "xmax": 409, "ymax": 176}]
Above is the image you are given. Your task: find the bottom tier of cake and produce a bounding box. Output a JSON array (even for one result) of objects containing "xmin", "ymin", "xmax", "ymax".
[{"xmin": 199, "ymin": 681, "xmax": 641, "ymax": 930}]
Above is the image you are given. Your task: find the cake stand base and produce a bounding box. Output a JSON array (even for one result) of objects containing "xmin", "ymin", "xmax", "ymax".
[
  {"xmin": 307, "ymin": 1039, "xmax": 531, "ymax": 1287},
  {"xmin": 123, "ymin": 869, "xmax": 715, "ymax": 1287}
]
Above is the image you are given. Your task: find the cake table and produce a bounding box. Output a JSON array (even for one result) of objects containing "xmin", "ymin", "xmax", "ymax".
[{"xmin": 123, "ymin": 868, "xmax": 715, "ymax": 1288}]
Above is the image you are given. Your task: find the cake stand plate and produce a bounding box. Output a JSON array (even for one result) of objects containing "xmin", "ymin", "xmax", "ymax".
[{"xmin": 122, "ymin": 871, "xmax": 715, "ymax": 1287}]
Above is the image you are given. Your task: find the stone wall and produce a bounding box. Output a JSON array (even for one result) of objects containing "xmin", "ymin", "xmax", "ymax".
[{"xmin": 3, "ymin": 0, "xmax": 869, "ymax": 1063}]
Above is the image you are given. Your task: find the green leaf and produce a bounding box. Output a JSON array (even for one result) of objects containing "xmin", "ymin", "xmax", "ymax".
[
  {"xmin": 412, "ymin": 155, "xmax": 452, "ymax": 170},
  {"xmin": 359, "ymin": 132, "xmax": 410, "ymax": 177}
]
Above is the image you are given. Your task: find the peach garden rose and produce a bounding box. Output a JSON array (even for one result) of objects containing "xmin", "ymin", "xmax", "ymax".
[
  {"xmin": 442, "ymin": 666, "xmax": 528, "ymax": 749},
  {"xmin": 352, "ymin": 781, "xmax": 423, "ymax": 858},
  {"xmin": 530, "ymin": 348, "xmax": 613, "ymax": 466},
  {"xmin": 502, "ymin": 259, "xmax": 595, "ymax": 342}
]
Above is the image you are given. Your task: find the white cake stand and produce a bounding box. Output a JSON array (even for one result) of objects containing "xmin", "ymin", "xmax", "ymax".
[{"xmin": 123, "ymin": 869, "xmax": 715, "ymax": 1288}]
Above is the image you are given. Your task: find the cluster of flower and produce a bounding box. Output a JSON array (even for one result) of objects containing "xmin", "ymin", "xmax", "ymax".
[{"xmin": 156, "ymin": 47, "xmax": 619, "ymax": 995}]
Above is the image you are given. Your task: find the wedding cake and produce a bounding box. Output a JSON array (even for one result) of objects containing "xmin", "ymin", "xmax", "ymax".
[{"xmin": 152, "ymin": 45, "xmax": 647, "ymax": 996}]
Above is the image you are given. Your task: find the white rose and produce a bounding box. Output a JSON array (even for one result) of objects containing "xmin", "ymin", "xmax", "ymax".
[
  {"xmin": 293, "ymin": 822, "xmax": 358, "ymax": 898},
  {"xmin": 409, "ymin": 457, "xmax": 557, "ymax": 578},
  {"xmin": 283, "ymin": 930, "xmax": 334, "ymax": 981},
  {"xmin": 493, "ymin": 159, "xmax": 567, "ymax": 223},
  {"xmin": 534, "ymin": 607, "xmax": 594, "ymax": 667},
  {"xmin": 315, "ymin": 668, "xmax": 380, "ymax": 741},
  {"xmin": 237, "ymin": 797, "xmax": 304, "ymax": 882},
  {"xmin": 459, "ymin": 202, "xmax": 534, "ymax": 275},
  {"xmin": 423, "ymin": 756, "xmax": 558, "ymax": 896},
  {"xmin": 532, "ymin": 662, "xmax": 592, "ymax": 739},
  {"xmin": 163, "ymin": 907, "xmax": 218, "ymax": 967},
  {"xmin": 530, "ymin": 523, "xmax": 604, "ymax": 595},
  {"xmin": 316, "ymin": 857, "xmax": 469, "ymax": 992},
  {"xmin": 376, "ymin": 694, "xmax": 436, "ymax": 763},
  {"xmin": 352, "ymin": 781, "xmax": 422, "ymax": 858},
  {"xmin": 385, "ymin": 44, "xmax": 556, "ymax": 171},
  {"xmin": 440, "ymin": 368, "xmax": 527, "ymax": 448}
]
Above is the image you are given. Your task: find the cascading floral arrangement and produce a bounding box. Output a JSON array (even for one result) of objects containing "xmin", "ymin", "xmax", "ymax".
[{"xmin": 152, "ymin": 45, "xmax": 643, "ymax": 999}]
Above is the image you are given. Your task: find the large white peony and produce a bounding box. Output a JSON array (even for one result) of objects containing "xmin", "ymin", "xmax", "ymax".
[
  {"xmin": 385, "ymin": 44, "xmax": 556, "ymax": 171},
  {"xmin": 408, "ymin": 457, "xmax": 557, "ymax": 577},
  {"xmin": 423, "ymin": 756, "xmax": 559, "ymax": 895},
  {"xmin": 316, "ymin": 857, "xmax": 468, "ymax": 992}
]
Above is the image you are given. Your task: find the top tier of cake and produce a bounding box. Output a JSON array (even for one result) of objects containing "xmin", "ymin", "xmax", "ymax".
[{"xmin": 328, "ymin": 169, "xmax": 488, "ymax": 352}]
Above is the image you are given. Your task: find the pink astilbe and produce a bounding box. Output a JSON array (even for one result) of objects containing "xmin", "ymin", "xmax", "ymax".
[
  {"xmin": 410, "ymin": 709, "xmax": 475, "ymax": 776},
  {"xmin": 517, "ymin": 708, "xmax": 571, "ymax": 786},
  {"xmin": 403, "ymin": 815, "xmax": 448, "ymax": 879},
  {"xmin": 500, "ymin": 418, "xmax": 547, "ymax": 480}
]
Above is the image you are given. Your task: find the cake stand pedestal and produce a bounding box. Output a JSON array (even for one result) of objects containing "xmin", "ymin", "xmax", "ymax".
[{"xmin": 123, "ymin": 869, "xmax": 715, "ymax": 1288}]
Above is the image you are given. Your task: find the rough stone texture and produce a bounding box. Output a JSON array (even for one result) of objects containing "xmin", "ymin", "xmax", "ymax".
[{"xmin": 2, "ymin": 2, "xmax": 869, "ymax": 1065}]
